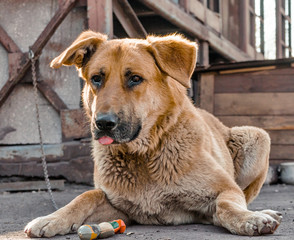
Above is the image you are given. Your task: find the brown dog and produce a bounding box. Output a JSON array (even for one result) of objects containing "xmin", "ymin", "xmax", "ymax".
[{"xmin": 25, "ymin": 31, "xmax": 282, "ymax": 237}]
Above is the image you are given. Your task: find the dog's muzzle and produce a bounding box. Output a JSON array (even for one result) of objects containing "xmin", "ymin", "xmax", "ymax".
[{"xmin": 92, "ymin": 112, "xmax": 141, "ymax": 145}]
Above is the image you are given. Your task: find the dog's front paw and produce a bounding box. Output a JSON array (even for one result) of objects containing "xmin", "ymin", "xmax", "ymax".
[
  {"xmin": 24, "ymin": 214, "xmax": 80, "ymax": 238},
  {"xmin": 242, "ymin": 210, "xmax": 282, "ymax": 236}
]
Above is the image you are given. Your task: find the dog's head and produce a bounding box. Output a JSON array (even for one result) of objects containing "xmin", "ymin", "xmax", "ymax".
[{"xmin": 51, "ymin": 31, "xmax": 197, "ymax": 146}]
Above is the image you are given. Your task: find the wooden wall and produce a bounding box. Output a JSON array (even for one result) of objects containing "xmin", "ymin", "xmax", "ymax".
[{"xmin": 198, "ymin": 64, "xmax": 294, "ymax": 165}]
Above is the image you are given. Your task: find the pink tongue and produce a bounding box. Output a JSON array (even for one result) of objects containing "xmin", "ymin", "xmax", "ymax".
[{"xmin": 98, "ymin": 136, "xmax": 114, "ymax": 145}]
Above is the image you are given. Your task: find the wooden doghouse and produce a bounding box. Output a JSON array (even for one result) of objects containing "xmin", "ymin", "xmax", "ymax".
[{"xmin": 194, "ymin": 58, "xmax": 294, "ymax": 175}]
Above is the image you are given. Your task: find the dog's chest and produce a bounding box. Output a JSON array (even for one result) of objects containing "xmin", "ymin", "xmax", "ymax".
[
  {"xmin": 105, "ymin": 179, "xmax": 215, "ymax": 225},
  {"xmin": 97, "ymin": 154, "xmax": 215, "ymax": 225}
]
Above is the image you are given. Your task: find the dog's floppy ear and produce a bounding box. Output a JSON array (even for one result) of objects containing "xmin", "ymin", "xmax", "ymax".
[
  {"xmin": 147, "ymin": 34, "xmax": 197, "ymax": 88},
  {"xmin": 50, "ymin": 30, "xmax": 107, "ymax": 69}
]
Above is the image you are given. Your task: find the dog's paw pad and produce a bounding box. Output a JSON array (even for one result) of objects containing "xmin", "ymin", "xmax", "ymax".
[
  {"xmin": 244, "ymin": 211, "xmax": 281, "ymax": 236},
  {"xmin": 260, "ymin": 209, "xmax": 283, "ymax": 223}
]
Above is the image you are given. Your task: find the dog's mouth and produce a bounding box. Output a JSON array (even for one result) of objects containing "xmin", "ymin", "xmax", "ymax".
[{"xmin": 92, "ymin": 122, "xmax": 141, "ymax": 145}]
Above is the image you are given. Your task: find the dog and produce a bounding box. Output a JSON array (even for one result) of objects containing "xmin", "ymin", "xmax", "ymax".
[{"xmin": 24, "ymin": 31, "xmax": 282, "ymax": 237}]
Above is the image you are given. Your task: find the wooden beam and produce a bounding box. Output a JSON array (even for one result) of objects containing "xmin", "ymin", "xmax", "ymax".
[
  {"xmin": 219, "ymin": 66, "xmax": 276, "ymax": 75},
  {"xmin": 0, "ymin": 24, "xmax": 22, "ymax": 53},
  {"xmin": 179, "ymin": 0, "xmax": 188, "ymax": 12},
  {"xmin": 270, "ymin": 145, "xmax": 294, "ymax": 160},
  {"xmin": 0, "ymin": 180, "xmax": 64, "ymax": 192},
  {"xmin": 8, "ymin": 52, "xmax": 24, "ymax": 78},
  {"xmin": 239, "ymin": 0, "xmax": 249, "ymax": 53},
  {"xmin": 214, "ymin": 92, "xmax": 294, "ymax": 116},
  {"xmin": 37, "ymin": 81, "xmax": 68, "ymax": 113},
  {"xmin": 139, "ymin": 0, "xmax": 252, "ymax": 61},
  {"xmin": 199, "ymin": 73, "xmax": 214, "ymax": 113},
  {"xmin": 0, "ymin": 0, "xmax": 78, "ymax": 108},
  {"xmin": 276, "ymin": 0, "xmax": 283, "ymax": 58},
  {"xmin": 87, "ymin": 0, "xmax": 113, "ymax": 37},
  {"xmin": 218, "ymin": 115, "xmax": 294, "ymax": 130},
  {"xmin": 30, "ymin": 0, "xmax": 78, "ymax": 57},
  {"xmin": 199, "ymin": 41, "xmax": 209, "ymax": 66},
  {"xmin": 113, "ymin": 0, "xmax": 147, "ymax": 38}
]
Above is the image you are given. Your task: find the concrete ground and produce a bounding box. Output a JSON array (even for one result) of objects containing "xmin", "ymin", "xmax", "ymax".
[{"xmin": 0, "ymin": 183, "xmax": 293, "ymax": 240}]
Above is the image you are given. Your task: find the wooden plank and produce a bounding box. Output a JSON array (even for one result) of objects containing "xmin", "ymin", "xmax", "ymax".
[
  {"xmin": 0, "ymin": 0, "xmax": 78, "ymax": 108},
  {"xmin": 0, "ymin": 180, "xmax": 64, "ymax": 192},
  {"xmin": 37, "ymin": 81, "xmax": 68, "ymax": 113},
  {"xmin": 206, "ymin": 8, "xmax": 221, "ymax": 33},
  {"xmin": 219, "ymin": 66, "xmax": 276, "ymax": 75},
  {"xmin": 88, "ymin": 0, "xmax": 113, "ymax": 37},
  {"xmin": 139, "ymin": 0, "xmax": 252, "ymax": 61},
  {"xmin": 269, "ymin": 159, "xmax": 294, "ymax": 165},
  {"xmin": 270, "ymin": 145, "xmax": 294, "ymax": 160},
  {"xmin": 0, "ymin": 141, "xmax": 91, "ymax": 163},
  {"xmin": 199, "ymin": 73, "xmax": 214, "ymax": 113},
  {"xmin": 8, "ymin": 52, "xmax": 24, "ymax": 78},
  {"xmin": 61, "ymin": 109, "xmax": 91, "ymax": 141},
  {"xmin": 113, "ymin": 0, "xmax": 147, "ymax": 38},
  {"xmin": 0, "ymin": 24, "xmax": 22, "ymax": 53},
  {"xmin": 215, "ymin": 70, "xmax": 294, "ymax": 93},
  {"xmin": 268, "ymin": 130, "xmax": 294, "ymax": 145},
  {"xmin": 179, "ymin": 0, "xmax": 188, "ymax": 11},
  {"xmin": 218, "ymin": 116, "xmax": 294, "ymax": 130},
  {"xmin": 194, "ymin": 58, "xmax": 294, "ymax": 74},
  {"xmin": 214, "ymin": 93, "xmax": 294, "ymax": 116},
  {"xmin": 187, "ymin": 0, "xmax": 205, "ymax": 21},
  {"xmin": 0, "ymin": 158, "xmax": 93, "ymax": 184}
]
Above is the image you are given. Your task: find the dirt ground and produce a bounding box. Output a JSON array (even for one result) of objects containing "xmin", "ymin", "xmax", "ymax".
[{"xmin": 0, "ymin": 183, "xmax": 293, "ymax": 240}]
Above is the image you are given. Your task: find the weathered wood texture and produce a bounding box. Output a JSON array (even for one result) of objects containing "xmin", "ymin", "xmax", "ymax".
[
  {"xmin": 139, "ymin": 0, "xmax": 251, "ymax": 61},
  {"xmin": 199, "ymin": 73, "xmax": 214, "ymax": 113},
  {"xmin": 61, "ymin": 109, "xmax": 91, "ymax": 141},
  {"xmin": 0, "ymin": 180, "xmax": 64, "ymax": 192},
  {"xmin": 198, "ymin": 63, "xmax": 294, "ymax": 164},
  {"xmin": 113, "ymin": 0, "xmax": 147, "ymax": 38},
  {"xmin": 0, "ymin": 141, "xmax": 93, "ymax": 184},
  {"xmin": 218, "ymin": 116, "xmax": 294, "ymax": 130},
  {"xmin": 214, "ymin": 93, "xmax": 294, "ymax": 116},
  {"xmin": 215, "ymin": 68, "xmax": 294, "ymax": 93},
  {"xmin": 0, "ymin": 0, "xmax": 78, "ymax": 108},
  {"xmin": 87, "ymin": 0, "xmax": 113, "ymax": 37},
  {"xmin": 37, "ymin": 81, "xmax": 68, "ymax": 113},
  {"xmin": 0, "ymin": 24, "xmax": 21, "ymax": 53}
]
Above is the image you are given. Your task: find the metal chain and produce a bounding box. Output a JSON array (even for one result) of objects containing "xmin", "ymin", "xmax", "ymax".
[{"xmin": 29, "ymin": 49, "xmax": 58, "ymax": 210}]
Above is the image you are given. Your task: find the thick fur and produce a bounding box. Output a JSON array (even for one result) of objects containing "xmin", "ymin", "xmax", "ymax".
[{"xmin": 25, "ymin": 31, "xmax": 282, "ymax": 237}]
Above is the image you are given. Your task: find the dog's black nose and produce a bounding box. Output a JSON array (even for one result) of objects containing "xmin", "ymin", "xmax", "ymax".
[{"xmin": 95, "ymin": 113, "xmax": 118, "ymax": 131}]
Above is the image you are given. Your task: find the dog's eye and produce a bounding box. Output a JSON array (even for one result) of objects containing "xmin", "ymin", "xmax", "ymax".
[
  {"xmin": 91, "ymin": 75, "xmax": 103, "ymax": 87},
  {"xmin": 128, "ymin": 75, "xmax": 144, "ymax": 88}
]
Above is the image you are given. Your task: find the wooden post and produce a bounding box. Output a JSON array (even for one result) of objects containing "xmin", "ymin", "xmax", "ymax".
[
  {"xmin": 87, "ymin": 0, "xmax": 113, "ymax": 38},
  {"xmin": 199, "ymin": 73, "xmax": 215, "ymax": 113},
  {"xmin": 113, "ymin": 0, "xmax": 147, "ymax": 38},
  {"xmin": 199, "ymin": 41, "xmax": 209, "ymax": 66},
  {"xmin": 239, "ymin": 0, "xmax": 249, "ymax": 53},
  {"xmin": 276, "ymin": 0, "xmax": 283, "ymax": 58}
]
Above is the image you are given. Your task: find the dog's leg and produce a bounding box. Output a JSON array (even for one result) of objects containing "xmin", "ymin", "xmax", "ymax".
[
  {"xmin": 24, "ymin": 189, "xmax": 129, "ymax": 238},
  {"xmin": 215, "ymin": 127, "xmax": 282, "ymax": 235},
  {"xmin": 228, "ymin": 126, "xmax": 270, "ymax": 203},
  {"xmin": 213, "ymin": 186, "xmax": 282, "ymax": 235}
]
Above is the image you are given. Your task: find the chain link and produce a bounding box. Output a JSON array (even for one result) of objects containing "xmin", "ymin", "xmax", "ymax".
[{"xmin": 29, "ymin": 49, "xmax": 58, "ymax": 210}]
